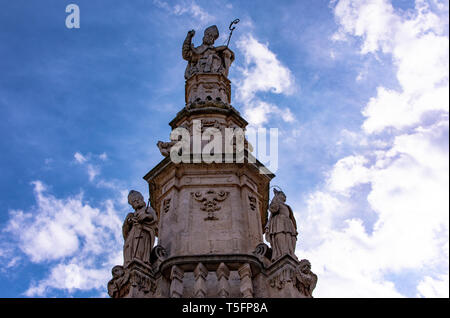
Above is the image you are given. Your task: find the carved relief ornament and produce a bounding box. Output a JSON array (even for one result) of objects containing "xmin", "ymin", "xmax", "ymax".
[{"xmin": 192, "ymin": 190, "xmax": 229, "ymax": 220}]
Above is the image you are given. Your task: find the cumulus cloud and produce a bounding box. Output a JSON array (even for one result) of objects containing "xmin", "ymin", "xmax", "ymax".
[
  {"xmin": 3, "ymin": 181, "xmax": 124, "ymax": 296},
  {"xmin": 74, "ymin": 152, "xmax": 87, "ymax": 164},
  {"xmin": 24, "ymin": 262, "xmax": 116, "ymax": 297},
  {"xmin": 417, "ymin": 274, "xmax": 449, "ymax": 298},
  {"xmin": 244, "ymin": 101, "xmax": 295, "ymax": 127},
  {"xmin": 295, "ymin": 0, "xmax": 449, "ymax": 297},
  {"xmin": 234, "ymin": 34, "xmax": 296, "ymax": 126},
  {"xmin": 73, "ymin": 152, "xmax": 108, "ymax": 182},
  {"xmin": 0, "ymin": 244, "xmax": 20, "ymax": 271},
  {"xmin": 87, "ymin": 165, "xmax": 100, "ymax": 182},
  {"xmin": 153, "ymin": 0, "xmax": 213, "ymax": 24},
  {"xmin": 333, "ymin": 0, "xmax": 449, "ymax": 133}
]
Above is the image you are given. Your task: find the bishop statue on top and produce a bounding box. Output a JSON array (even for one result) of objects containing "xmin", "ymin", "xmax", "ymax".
[{"xmin": 182, "ymin": 25, "xmax": 235, "ymax": 79}]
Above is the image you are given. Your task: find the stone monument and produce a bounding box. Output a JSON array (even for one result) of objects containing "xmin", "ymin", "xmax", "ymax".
[{"xmin": 108, "ymin": 24, "xmax": 317, "ymax": 298}]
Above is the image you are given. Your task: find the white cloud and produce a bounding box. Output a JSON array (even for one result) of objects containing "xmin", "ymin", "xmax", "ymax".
[
  {"xmin": 243, "ymin": 100, "xmax": 295, "ymax": 126},
  {"xmin": 87, "ymin": 165, "xmax": 100, "ymax": 182},
  {"xmin": 295, "ymin": 0, "xmax": 449, "ymax": 298},
  {"xmin": 0, "ymin": 244, "xmax": 21, "ymax": 271},
  {"xmin": 333, "ymin": 0, "xmax": 398, "ymax": 54},
  {"xmin": 234, "ymin": 34, "xmax": 296, "ymax": 126},
  {"xmin": 73, "ymin": 152, "xmax": 104, "ymax": 182},
  {"xmin": 74, "ymin": 152, "xmax": 87, "ymax": 164},
  {"xmin": 330, "ymin": 50, "xmax": 336, "ymax": 60},
  {"xmin": 3, "ymin": 180, "xmax": 125, "ymax": 296},
  {"xmin": 235, "ymin": 35, "xmax": 295, "ymax": 101},
  {"xmin": 333, "ymin": 0, "xmax": 449, "ymax": 133},
  {"xmin": 24, "ymin": 262, "xmax": 116, "ymax": 297},
  {"xmin": 327, "ymin": 155, "xmax": 371, "ymax": 195},
  {"xmin": 417, "ymin": 274, "xmax": 450, "ymax": 298},
  {"xmin": 153, "ymin": 0, "xmax": 213, "ymax": 23}
]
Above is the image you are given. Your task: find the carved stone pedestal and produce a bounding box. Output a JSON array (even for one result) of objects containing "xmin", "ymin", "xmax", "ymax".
[
  {"xmin": 185, "ymin": 73, "xmax": 231, "ymax": 106},
  {"xmin": 266, "ymin": 255, "xmax": 306, "ymax": 298},
  {"xmin": 108, "ymin": 259, "xmax": 156, "ymax": 298}
]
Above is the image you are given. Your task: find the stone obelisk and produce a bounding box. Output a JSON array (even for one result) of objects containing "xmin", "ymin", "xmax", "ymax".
[{"xmin": 107, "ymin": 25, "xmax": 317, "ymax": 298}]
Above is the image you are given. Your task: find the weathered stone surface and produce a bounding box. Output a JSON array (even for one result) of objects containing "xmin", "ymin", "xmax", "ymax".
[
  {"xmin": 145, "ymin": 162, "xmax": 272, "ymax": 257},
  {"xmin": 253, "ymin": 242, "xmax": 272, "ymax": 267},
  {"xmin": 185, "ymin": 73, "xmax": 231, "ymax": 106},
  {"xmin": 126, "ymin": 260, "xmax": 156, "ymax": 298},
  {"xmin": 150, "ymin": 244, "xmax": 168, "ymax": 270},
  {"xmin": 295, "ymin": 259, "xmax": 318, "ymax": 298},
  {"xmin": 107, "ymin": 265, "xmax": 130, "ymax": 298},
  {"xmin": 107, "ymin": 260, "xmax": 156, "ymax": 298},
  {"xmin": 157, "ymin": 140, "xmax": 176, "ymax": 157},
  {"xmin": 266, "ymin": 255, "xmax": 303, "ymax": 298}
]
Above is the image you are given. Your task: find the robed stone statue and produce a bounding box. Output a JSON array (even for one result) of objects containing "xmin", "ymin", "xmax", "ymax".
[
  {"xmin": 182, "ymin": 25, "xmax": 235, "ymax": 79},
  {"xmin": 265, "ymin": 189, "xmax": 298, "ymax": 261},
  {"xmin": 123, "ymin": 190, "xmax": 157, "ymax": 267}
]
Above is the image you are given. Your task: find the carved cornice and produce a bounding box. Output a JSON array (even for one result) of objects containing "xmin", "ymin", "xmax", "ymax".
[
  {"xmin": 159, "ymin": 254, "xmax": 263, "ymax": 278},
  {"xmin": 169, "ymin": 104, "xmax": 246, "ymax": 129}
]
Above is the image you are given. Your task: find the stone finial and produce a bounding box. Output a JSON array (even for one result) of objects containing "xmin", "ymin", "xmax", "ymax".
[
  {"xmin": 170, "ymin": 265, "xmax": 184, "ymax": 298},
  {"xmin": 238, "ymin": 263, "xmax": 253, "ymax": 298},
  {"xmin": 194, "ymin": 263, "xmax": 208, "ymax": 298},
  {"xmin": 216, "ymin": 262, "xmax": 231, "ymax": 298}
]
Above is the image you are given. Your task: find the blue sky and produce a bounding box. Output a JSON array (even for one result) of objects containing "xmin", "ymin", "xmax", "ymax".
[{"xmin": 0, "ymin": 0, "xmax": 448, "ymax": 297}]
